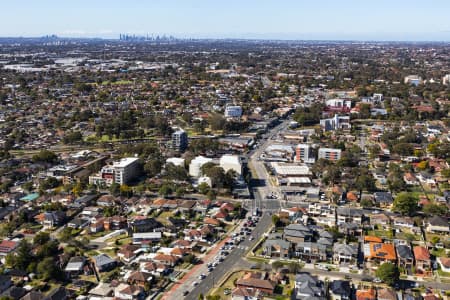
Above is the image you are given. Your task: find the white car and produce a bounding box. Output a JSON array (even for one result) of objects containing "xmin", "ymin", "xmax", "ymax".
[
  {"xmin": 192, "ymin": 281, "xmax": 198, "ymax": 286},
  {"xmin": 373, "ymin": 278, "xmax": 382, "ymax": 283}
]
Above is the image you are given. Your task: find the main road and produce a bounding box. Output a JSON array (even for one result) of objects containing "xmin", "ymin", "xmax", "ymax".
[{"xmin": 181, "ymin": 120, "xmax": 291, "ymax": 299}]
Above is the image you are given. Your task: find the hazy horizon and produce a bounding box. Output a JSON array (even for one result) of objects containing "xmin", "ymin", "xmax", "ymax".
[{"xmin": 2, "ymin": 0, "xmax": 450, "ymax": 42}]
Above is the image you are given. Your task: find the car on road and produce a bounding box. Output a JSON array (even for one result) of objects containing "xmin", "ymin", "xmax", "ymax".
[
  {"xmin": 183, "ymin": 290, "xmax": 189, "ymax": 296},
  {"xmin": 192, "ymin": 281, "xmax": 198, "ymax": 286},
  {"xmin": 344, "ymin": 275, "xmax": 351, "ymax": 280},
  {"xmin": 373, "ymin": 277, "xmax": 382, "ymax": 283},
  {"xmin": 249, "ymin": 236, "xmax": 254, "ymax": 241},
  {"xmin": 198, "ymin": 274, "xmax": 206, "ymax": 280}
]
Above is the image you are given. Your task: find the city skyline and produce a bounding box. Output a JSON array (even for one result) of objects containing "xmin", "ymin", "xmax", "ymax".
[{"xmin": 2, "ymin": 0, "xmax": 450, "ymax": 41}]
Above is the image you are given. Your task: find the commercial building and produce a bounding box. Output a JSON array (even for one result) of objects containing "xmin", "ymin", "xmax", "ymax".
[
  {"xmin": 219, "ymin": 154, "xmax": 242, "ymax": 175},
  {"xmin": 89, "ymin": 157, "xmax": 140, "ymax": 186},
  {"xmin": 320, "ymin": 114, "xmax": 351, "ymax": 131},
  {"xmin": 189, "ymin": 156, "xmax": 213, "ymax": 178},
  {"xmin": 443, "ymin": 74, "xmax": 450, "ymax": 85},
  {"xmin": 166, "ymin": 157, "xmax": 185, "ymax": 167},
  {"xmin": 318, "ymin": 148, "xmax": 341, "ymax": 161},
  {"xmin": 295, "ymin": 144, "xmax": 315, "ymax": 163},
  {"xmin": 404, "ymin": 75, "xmax": 422, "ymax": 86},
  {"xmin": 224, "ymin": 105, "xmax": 242, "ymax": 118},
  {"xmin": 171, "ymin": 129, "xmax": 188, "ymax": 152},
  {"xmin": 270, "ymin": 162, "xmax": 312, "ymax": 178}
]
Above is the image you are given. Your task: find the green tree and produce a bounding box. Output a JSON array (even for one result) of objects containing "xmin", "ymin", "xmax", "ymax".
[
  {"xmin": 272, "ymin": 214, "xmax": 280, "ymax": 226},
  {"xmin": 120, "ymin": 184, "xmax": 133, "ymax": 197},
  {"xmin": 423, "ymin": 203, "xmax": 448, "ymax": 216},
  {"xmin": 32, "ymin": 150, "xmax": 58, "ymax": 164},
  {"xmin": 109, "ymin": 182, "xmax": 120, "ymax": 196},
  {"xmin": 158, "ymin": 184, "xmax": 173, "ymax": 198},
  {"xmin": 37, "ymin": 257, "xmax": 60, "ymax": 281},
  {"xmin": 272, "ymin": 260, "xmax": 284, "ymax": 271},
  {"xmin": 353, "ymin": 168, "xmax": 376, "ymax": 199},
  {"xmin": 393, "ymin": 192, "xmax": 418, "ymax": 216},
  {"xmin": 375, "ymin": 262, "xmax": 399, "ymax": 286},
  {"xmin": 198, "ymin": 182, "xmax": 210, "ymax": 194},
  {"xmin": 33, "ymin": 232, "xmax": 50, "ymax": 245}
]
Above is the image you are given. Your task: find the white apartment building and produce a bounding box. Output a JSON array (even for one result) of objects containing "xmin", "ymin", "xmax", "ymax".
[
  {"xmin": 224, "ymin": 105, "xmax": 242, "ymax": 118},
  {"xmin": 219, "ymin": 154, "xmax": 242, "ymax": 175},
  {"xmin": 318, "ymin": 148, "xmax": 342, "ymax": 161},
  {"xmin": 295, "ymin": 144, "xmax": 315, "ymax": 163},
  {"xmin": 89, "ymin": 157, "xmax": 140, "ymax": 186},
  {"xmin": 189, "ymin": 156, "xmax": 213, "ymax": 178}
]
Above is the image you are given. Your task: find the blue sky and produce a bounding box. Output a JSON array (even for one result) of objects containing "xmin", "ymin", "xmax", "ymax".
[{"xmin": 2, "ymin": 0, "xmax": 450, "ymax": 41}]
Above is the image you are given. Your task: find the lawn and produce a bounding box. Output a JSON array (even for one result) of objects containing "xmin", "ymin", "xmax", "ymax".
[
  {"xmin": 367, "ymin": 229, "xmax": 393, "ymax": 239},
  {"xmin": 156, "ymin": 211, "xmax": 174, "ymax": 225},
  {"xmin": 210, "ymin": 270, "xmax": 245, "ymax": 299}
]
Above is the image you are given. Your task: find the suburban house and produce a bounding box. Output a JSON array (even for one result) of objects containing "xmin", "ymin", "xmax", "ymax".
[
  {"xmin": 333, "ymin": 243, "xmax": 358, "ymax": 265},
  {"xmin": 293, "ymin": 242, "xmax": 327, "ymax": 262},
  {"xmin": 293, "ymin": 273, "xmax": 326, "ymax": 300},
  {"xmin": 64, "ymin": 256, "xmax": 86, "ymax": 278},
  {"xmin": 364, "ymin": 242, "xmax": 396, "ymax": 263},
  {"xmin": 377, "ymin": 288, "xmax": 397, "ymax": 300},
  {"xmin": 35, "ymin": 211, "xmax": 66, "ymax": 229},
  {"xmin": 426, "ymin": 216, "xmax": 449, "ymax": 234},
  {"xmin": 392, "ymin": 216, "xmax": 415, "ymax": 229},
  {"xmin": 283, "ymin": 223, "xmax": 313, "ymax": 244},
  {"xmin": 396, "ymin": 245, "xmax": 414, "ymax": 272},
  {"xmin": 336, "ymin": 208, "xmax": 364, "ymax": 225},
  {"xmin": 373, "ymin": 192, "xmax": 393, "ymax": 207},
  {"xmin": 152, "ymin": 254, "xmax": 179, "ymax": 267},
  {"xmin": 262, "ymin": 239, "xmax": 290, "ymax": 259},
  {"xmin": 235, "ymin": 272, "xmax": 275, "ymax": 296},
  {"xmin": 356, "ymin": 289, "xmax": 376, "ymax": 300},
  {"xmin": 413, "ymin": 246, "xmax": 431, "ymax": 275},
  {"xmin": 329, "ymin": 280, "xmax": 351, "ymax": 300},
  {"xmin": 231, "ymin": 287, "xmax": 262, "ymax": 300},
  {"xmin": 117, "ymin": 244, "xmax": 140, "ymax": 263},
  {"xmin": 93, "ymin": 254, "xmax": 117, "ymax": 272},
  {"xmin": 437, "ymin": 257, "xmax": 450, "ymax": 273},
  {"xmin": 0, "ymin": 240, "xmax": 18, "ymax": 258},
  {"xmin": 127, "ymin": 271, "xmax": 153, "ymax": 287}
]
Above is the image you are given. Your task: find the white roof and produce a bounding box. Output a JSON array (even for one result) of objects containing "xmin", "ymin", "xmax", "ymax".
[
  {"xmin": 271, "ymin": 162, "xmax": 311, "ymax": 176},
  {"xmin": 113, "ymin": 157, "xmax": 139, "ymax": 168},
  {"xmin": 287, "ymin": 177, "xmax": 311, "ymax": 184},
  {"xmin": 220, "ymin": 155, "xmax": 240, "ymax": 165},
  {"xmin": 166, "ymin": 157, "xmax": 185, "ymax": 166},
  {"xmin": 133, "ymin": 232, "xmax": 162, "ymax": 239},
  {"xmin": 191, "ymin": 156, "xmax": 213, "ymax": 164}
]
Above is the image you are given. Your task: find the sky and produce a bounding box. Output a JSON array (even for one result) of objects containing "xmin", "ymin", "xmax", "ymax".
[{"xmin": 2, "ymin": 0, "xmax": 450, "ymax": 41}]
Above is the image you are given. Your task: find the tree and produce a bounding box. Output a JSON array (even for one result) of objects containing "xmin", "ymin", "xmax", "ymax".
[
  {"xmin": 353, "ymin": 168, "xmax": 376, "ymax": 199},
  {"xmin": 360, "ymin": 198, "xmax": 373, "ymax": 208},
  {"xmin": 58, "ymin": 226, "xmax": 74, "ymax": 242},
  {"xmin": 32, "ymin": 150, "xmax": 58, "ymax": 164},
  {"xmin": 272, "ymin": 260, "xmax": 284, "ymax": 271},
  {"xmin": 175, "ymin": 187, "xmax": 186, "ymax": 197},
  {"xmin": 375, "ymin": 262, "xmax": 399, "ymax": 286},
  {"xmin": 423, "ymin": 203, "xmax": 448, "ymax": 216},
  {"xmin": 393, "ymin": 192, "xmax": 418, "ymax": 216},
  {"xmin": 198, "ymin": 182, "xmax": 210, "ymax": 195},
  {"xmin": 11, "ymin": 240, "xmax": 33, "ymax": 270},
  {"xmin": 109, "ymin": 183, "xmax": 120, "ymax": 196},
  {"xmin": 37, "ymin": 257, "xmax": 60, "ymax": 281},
  {"xmin": 271, "ymin": 215, "xmax": 280, "ymax": 226},
  {"xmin": 34, "ymin": 232, "xmax": 50, "ymax": 245},
  {"xmin": 120, "ymin": 184, "xmax": 133, "ymax": 197},
  {"xmin": 158, "ymin": 184, "xmax": 173, "ymax": 198}
]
